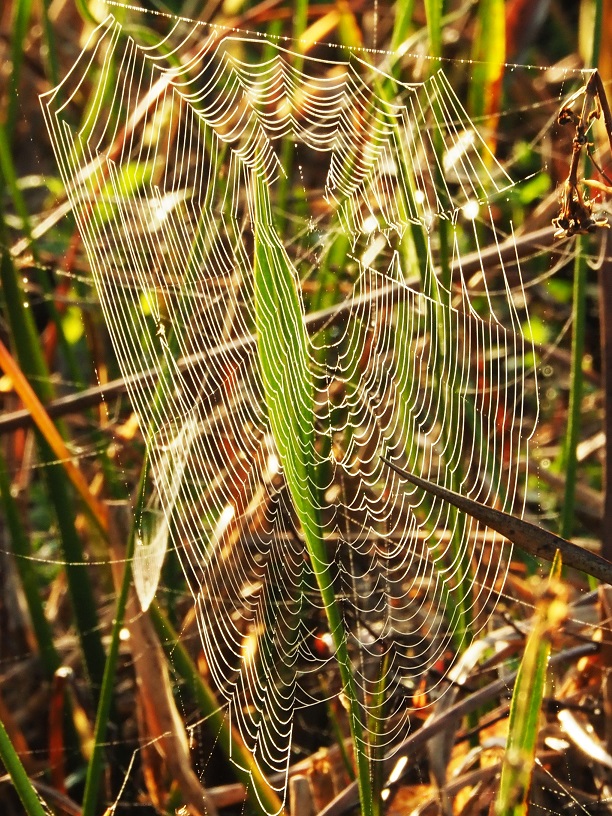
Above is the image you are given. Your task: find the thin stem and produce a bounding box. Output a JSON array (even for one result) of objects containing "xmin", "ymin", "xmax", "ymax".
[
  {"xmin": 0, "ymin": 211, "xmax": 107, "ymax": 696},
  {"xmin": 0, "ymin": 449, "xmax": 60, "ymax": 679},
  {"xmin": 559, "ymin": 242, "xmax": 587, "ymax": 539},
  {"xmin": 149, "ymin": 604, "xmax": 285, "ymax": 816},
  {"xmin": 81, "ymin": 495, "xmax": 141, "ymax": 816},
  {"xmin": 558, "ymin": 0, "xmax": 604, "ymax": 537}
]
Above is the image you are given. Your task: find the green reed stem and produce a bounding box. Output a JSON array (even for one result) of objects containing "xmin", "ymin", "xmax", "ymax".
[
  {"xmin": 559, "ymin": 242, "xmax": 587, "ymax": 538},
  {"xmin": 496, "ymin": 553, "xmax": 562, "ymax": 815},
  {"xmin": 0, "ymin": 207, "xmax": 106, "ymax": 697},
  {"xmin": 7, "ymin": 0, "xmax": 33, "ymax": 138},
  {"xmin": 252, "ymin": 171, "xmax": 373, "ymax": 816},
  {"xmin": 40, "ymin": 0, "xmax": 60, "ymax": 89},
  {"xmin": 424, "ymin": 0, "xmax": 442, "ymax": 61}
]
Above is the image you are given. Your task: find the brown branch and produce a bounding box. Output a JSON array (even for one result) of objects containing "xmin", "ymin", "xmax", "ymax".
[{"xmin": 380, "ymin": 457, "xmax": 612, "ymax": 585}]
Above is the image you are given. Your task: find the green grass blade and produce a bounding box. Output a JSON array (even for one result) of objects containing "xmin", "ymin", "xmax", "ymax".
[
  {"xmin": 274, "ymin": 0, "xmax": 308, "ymax": 235},
  {"xmin": 40, "ymin": 0, "xmax": 60, "ymax": 89},
  {"xmin": 369, "ymin": 652, "xmax": 391, "ymax": 816},
  {"xmin": 252, "ymin": 171, "xmax": 373, "ymax": 816},
  {"xmin": 495, "ymin": 553, "xmax": 564, "ymax": 816},
  {"xmin": 81, "ymin": 496, "xmax": 140, "ymax": 816},
  {"xmin": 0, "ymin": 716, "xmax": 50, "ymax": 816},
  {"xmin": 558, "ymin": 245, "xmax": 587, "ymax": 539},
  {"xmin": 423, "ymin": 0, "xmax": 443, "ymax": 61},
  {"xmin": 0, "ymin": 121, "xmax": 36, "ymax": 241},
  {"xmin": 0, "ymin": 123, "xmax": 86, "ymax": 385},
  {"xmin": 469, "ymin": 0, "xmax": 506, "ymax": 129},
  {"xmin": 559, "ymin": 0, "xmax": 603, "ymax": 538},
  {"xmin": 390, "ymin": 1, "xmax": 415, "ymax": 54},
  {"xmin": 7, "ymin": 0, "xmax": 33, "ymax": 137}
]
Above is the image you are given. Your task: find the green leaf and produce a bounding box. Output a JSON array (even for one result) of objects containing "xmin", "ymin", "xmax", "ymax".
[
  {"xmin": 251, "ymin": 170, "xmax": 373, "ymax": 816},
  {"xmin": 496, "ymin": 553, "xmax": 565, "ymax": 816}
]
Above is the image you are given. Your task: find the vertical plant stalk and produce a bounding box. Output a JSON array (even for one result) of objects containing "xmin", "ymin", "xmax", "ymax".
[
  {"xmin": 559, "ymin": 241, "xmax": 587, "ymax": 539},
  {"xmin": 6, "ymin": 0, "xmax": 33, "ymax": 138},
  {"xmin": 423, "ymin": 0, "xmax": 443, "ymax": 62},
  {"xmin": 559, "ymin": 0, "xmax": 603, "ymax": 538},
  {"xmin": 468, "ymin": 0, "xmax": 506, "ymax": 153},
  {"xmin": 369, "ymin": 652, "xmax": 390, "ymax": 816},
  {"xmin": 592, "ymin": 0, "xmax": 612, "ymax": 558},
  {"xmin": 40, "ymin": 0, "xmax": 60, "ymax": 89},
  {"xmin": 275, "ymin": 0, "xmax": 308, "ymax": 235},
  {"xmin": 107, "ymin": 503, "xmax": 219, "ymax": 816},
  {"xmin": 0, "ymin": 124, "xmax": 84, "ymax": 385},
  {"xmin": 81, "ymin": 496, "xmax": 140, "ymax": 816},
  {"xmin": 598, "ymin": 240, "xmax": 612, "ymax": 560},
  {"xmin": 0, "ymin": 448, "xmax": 60, "ymax": 679}
]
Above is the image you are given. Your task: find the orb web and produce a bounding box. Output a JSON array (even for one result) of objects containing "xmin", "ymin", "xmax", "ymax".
[{"xmin": 41, "ymin": 9, "xmax": 537, "ymax": 804}]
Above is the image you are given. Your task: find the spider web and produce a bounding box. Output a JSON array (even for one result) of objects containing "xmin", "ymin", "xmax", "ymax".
[{"xmin": 41, "ymin": 8, "xmax": 538, "ymax": 804}]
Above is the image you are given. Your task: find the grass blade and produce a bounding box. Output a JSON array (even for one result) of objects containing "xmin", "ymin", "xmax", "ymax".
[
  {"xmin": 252, "ymin": 171, "xmax": 373, "ymax": 816},
  {"xmin": 423, "ymin": 0, "xmax": 443, "ymax": 60},
  {"xmin": 469, "ymin": 0, "xmax": 506, "ymax": 145},
  {"xmin": 6, "ymin": 0, "xmax": 33, "ymax": 138},
  {"xmin": 495, "ymin": 554, "xmax": 566, "ymax": 815},
  {"xmin": 0, "ymin": 219, "xmax": 106, "ymax": 698},
  {"xmin": 0, "ymin": 716, "xmax": 50, "ymax": 816},
  {"xmin": 81, "ymin": 498, "xmax": 139, "ymax": 816}
]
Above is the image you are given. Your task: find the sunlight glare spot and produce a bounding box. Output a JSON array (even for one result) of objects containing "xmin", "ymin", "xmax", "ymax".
[
  {"xmin": 388, "ymin": 755, "xmax": 408, "ymax": 784},
  {"xmin": 149, "ymin": 190, "xmax": 185, "ymax": 231},
  {"xmin": 266, "ymin": 452, "xmax": 280, "ymax": 478},
  {"xmin": 462, "ymin": 199, "xmax": 480, "ymax": 220},
  {"xmin": 214, "ymin": 504, "xmax": 235, "ymax": 542},
  {"xmin": 363, "ymin": 214, "xmax": 379, "ymax": 233},
  {"xmin": 362, "ymin": 233, "xmax": 387, "ymax": 268},
  {"xmin": 443, "ymin": 129, "xmax": 476, "ymax": 172}
]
